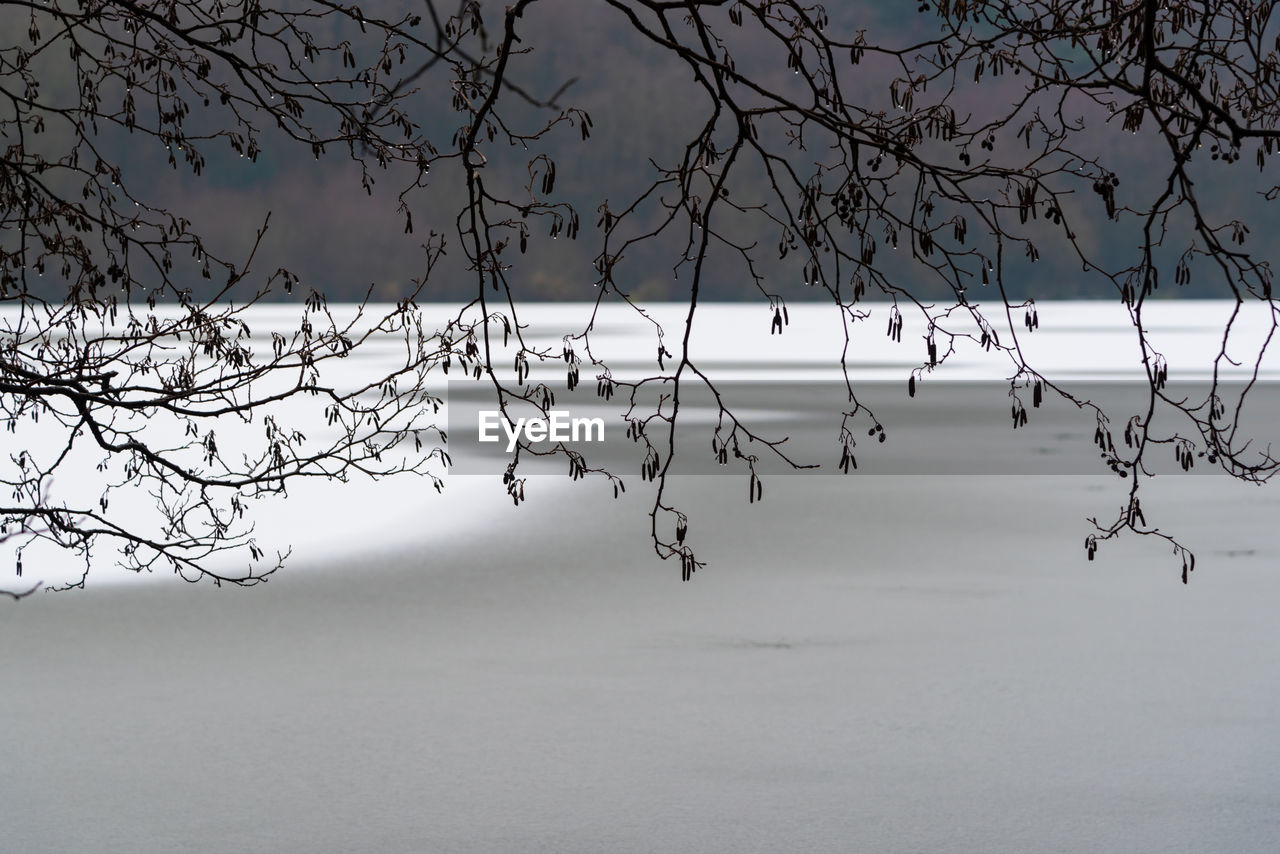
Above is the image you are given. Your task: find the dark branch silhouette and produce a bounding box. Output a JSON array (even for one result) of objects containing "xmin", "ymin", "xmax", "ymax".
[{"xmin": 3, "ymin": 0, "xmax": 1278, "ymax": 594}]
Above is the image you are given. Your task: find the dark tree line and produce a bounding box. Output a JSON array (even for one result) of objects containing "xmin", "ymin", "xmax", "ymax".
[{"xmin": 3, "ymin": 0, "xmax": 1279, "ymax": 596}]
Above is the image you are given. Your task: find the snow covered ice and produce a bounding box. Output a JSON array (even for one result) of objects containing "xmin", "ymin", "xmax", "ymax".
[{"xmin": 3, "ymin": 302, "xmax": 1279, "ymax": 852}]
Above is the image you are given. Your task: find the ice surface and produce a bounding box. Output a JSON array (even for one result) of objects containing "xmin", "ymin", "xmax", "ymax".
[{"xmin": 2, "ymin": 302, "xmax": 1279, "ymax": 852}]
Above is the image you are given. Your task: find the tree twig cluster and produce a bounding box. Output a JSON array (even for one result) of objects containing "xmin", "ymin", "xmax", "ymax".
[{"xmin": 4, "ymin": 0, "xmax": 1279, "ymax": 593}]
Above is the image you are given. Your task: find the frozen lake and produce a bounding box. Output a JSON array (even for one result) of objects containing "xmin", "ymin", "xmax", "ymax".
[{"xmin": 3, "ymin": 301, "xmax": 1279, "ymax": 851}]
